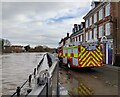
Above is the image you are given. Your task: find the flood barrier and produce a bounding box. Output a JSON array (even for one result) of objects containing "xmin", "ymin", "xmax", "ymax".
[{"xmin": 8, "ymin": 53, "xmax": 59, "ymax": 97}]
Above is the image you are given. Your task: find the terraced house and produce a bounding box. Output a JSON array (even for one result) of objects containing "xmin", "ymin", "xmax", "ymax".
[
  {"xmin": 59, "ymin": 1, "xmax": 120, "ymax": 66},
  {"xmin": 71, "ymin": 22, "xmax": 85, "ymax": 44},
  {"xmin": 83, "ymin": 1, "xmax": 119, "ymax": 65}
]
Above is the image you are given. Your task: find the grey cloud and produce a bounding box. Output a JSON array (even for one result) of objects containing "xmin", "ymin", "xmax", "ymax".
[{"xmin": 2, "ymin": 2, "xmax": 90, "ymax": 47}]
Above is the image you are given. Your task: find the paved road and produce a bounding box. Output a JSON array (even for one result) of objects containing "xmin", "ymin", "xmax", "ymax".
[{"xmin": 59, "ymin": 65, "xmax": 120, "ymax": 96}]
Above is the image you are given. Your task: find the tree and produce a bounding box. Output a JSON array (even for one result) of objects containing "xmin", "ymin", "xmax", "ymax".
[{"xmin": 24, "ymin": 45, "xmax": 30, "ymax": 52}]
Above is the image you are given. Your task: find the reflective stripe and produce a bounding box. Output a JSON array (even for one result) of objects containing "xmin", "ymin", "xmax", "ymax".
[
  {"xmin": 74, "ymin": 53, "xmax": 78, "ymax": 57},
  {"xmin": 78, "ymin": 45, "xmax": 103, "ymax": 67},
  {"xmin": 68, "ymin": 53, "xmax": 71, "ymax": 57},
  {"xmin": 63, "ymin": 53, "xmax": 66, "ymax": 57}
]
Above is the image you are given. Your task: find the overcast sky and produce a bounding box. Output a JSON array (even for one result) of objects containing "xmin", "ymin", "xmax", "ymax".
[{"xmin": 1, "ymin": 1, "xmax": 92, "ymax": 48}]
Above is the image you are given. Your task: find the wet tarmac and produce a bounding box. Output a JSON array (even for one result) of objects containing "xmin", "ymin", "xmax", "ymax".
[{"xmin": 59, "ymin": 66, "xmax": 119, "ymax": 96}]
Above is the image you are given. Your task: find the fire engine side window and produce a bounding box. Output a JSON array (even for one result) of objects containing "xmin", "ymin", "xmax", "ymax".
[
  {"xmin": 73, "ymin": 48, "xmax": 78, "ymax": 53},
  {"xmin": 68, "ymin": 48, "xmax": 72, "ymax": 53},
  {"xmin": 63, "ymin": 49, "xmax": 66, "ymax": 54},
  {"xmin": 73, "ymin": 47, "xmax": 78, "ymax": 57}
]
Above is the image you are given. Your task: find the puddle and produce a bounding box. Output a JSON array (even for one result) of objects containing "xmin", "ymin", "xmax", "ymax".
[{"xmin": 59, "ymin": 67, "xmax": 94, "ymax": 96}]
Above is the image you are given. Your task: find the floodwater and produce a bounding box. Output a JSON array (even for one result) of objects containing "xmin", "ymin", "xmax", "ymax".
[{"xmin": 1, "ymin": 53, "xmax": 44, "ymax": 95}]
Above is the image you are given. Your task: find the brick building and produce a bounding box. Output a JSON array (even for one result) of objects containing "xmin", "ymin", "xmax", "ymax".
[
  {"xmin": 58, "ymin": 1, "xmax": 120, "ymax": 66},
  {"xmin": 83, "ymin": 1, "xmax": 120, "ymax": 65},
  {"xmin": 71, "ymin": 22, "xmax": 85, "ymax": 45}
]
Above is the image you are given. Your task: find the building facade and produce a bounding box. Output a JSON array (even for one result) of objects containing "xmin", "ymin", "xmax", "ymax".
[
  {"xmin": 71, "ymin": 22, "xmax": 85, "ymax": 45},
  {"xmin": 83, "ymin": 1, "xmax": 120, "ymax": 65},
  {"xmin": 58, "ymin": 1, "xmax": 120, "ymax": 66}
]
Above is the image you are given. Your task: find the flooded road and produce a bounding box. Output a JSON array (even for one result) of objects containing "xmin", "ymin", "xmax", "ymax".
[
  {"xmin": 59, "ymin": 66, "xmax": 119, "ymax": 96},
  {"xmin": 1, "ymin": 53, "xmax": 44, "ymax": 95}
]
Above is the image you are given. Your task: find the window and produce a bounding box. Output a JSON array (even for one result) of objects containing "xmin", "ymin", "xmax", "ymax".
[
  {"xmin": 79, "ymin": 35, "xmax": 80, "ymax": 41},
  {"xmin": 90, "ymin": 17, "xmax": 92, "ymax": 25},
  {"xmin": 99, "ymin": 26, "xmax": 103, "ymax": 38},
  {"xmin": 99, "ymin": 9, "xmax": 103, "ymax": 20},
  {"xmin": 86, "ymin": 20, "xmax": 88, "ymax": 28},
  {"xmin": 77, "ymin": 36, "xmax": 79, "ymax": 42},
  {"xmin": 80, "ymin": 35, "xmax": 83, "ymax": 42},
  {"xmin": 105, "ymin": 23, "xmax": 110, "ymax": 35},
  {"xmin": 86, "ymin": 32, "xmax": 88, "ymax": 41},
  {"xmin": 94, "ymin": 13, "xmax": 97, "ymax": 23},
  {"xmin": 76, "ymin": 37, "xmax": 77, "ymax": 42},
  {"xmin": 105, "ymin": 3, "xmax": 110, "ymax": 17},
  {"xmin": 89, "ymin": 31, "xmax": 92, "ymax": 40},
  {"xmin": 93, "ymin": 28, "xmax": 97, "ymax": 39}
]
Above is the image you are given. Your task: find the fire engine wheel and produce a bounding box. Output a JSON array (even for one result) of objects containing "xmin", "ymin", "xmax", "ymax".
[{"xmin": 67, "ymin": 62, "xmax": 71, "ymax": 69}]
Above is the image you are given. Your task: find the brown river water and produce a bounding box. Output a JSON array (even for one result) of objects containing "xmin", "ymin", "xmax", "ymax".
[{"xmin": 1, "ymin": 53, "xmax": 44, "ymax": 95}]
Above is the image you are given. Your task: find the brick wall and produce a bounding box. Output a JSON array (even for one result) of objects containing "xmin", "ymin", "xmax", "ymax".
[{"xmin": 117, "ymin": 2, "xmax": 120, "ymax": 54}]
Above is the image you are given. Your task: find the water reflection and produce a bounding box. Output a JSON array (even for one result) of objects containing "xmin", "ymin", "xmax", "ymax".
[{"xmin": 1, "ymin": 53, "xmax": 44, "ymax": 95}]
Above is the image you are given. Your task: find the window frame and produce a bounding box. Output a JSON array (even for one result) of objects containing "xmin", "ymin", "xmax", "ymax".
[
  {"xmin": 89, "ymin": 30, "xmax": 92, "ymax": 40},
  {"xmin": 94, "ymin": 13, "xmax": 97, "ymax": 23},
  {"xmin": 99, "ymin": 25, "xmax": 103, "ymax": 38},
  {"xmin": 105, "ymin": 23, "xmax": 110, "ymax": 36},
  {"xmin": 99, "ymin": 8, "xmax": 103, "ymax": 20},
  {"xmin": 93, "ymin": 28, "xmax": 97, "ymax": 39},
  {"xmin": 105, "ymin": 3, "xmax": 110, "ymax": 17},
  {"xmin": 86, "ymin": 32, "xmax": 88, "ymax": 41}
]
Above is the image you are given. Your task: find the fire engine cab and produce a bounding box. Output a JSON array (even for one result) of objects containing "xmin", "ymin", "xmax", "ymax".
[{"xmin": 58, "ymin": 42, "xmax": 103, "ymax": 68}]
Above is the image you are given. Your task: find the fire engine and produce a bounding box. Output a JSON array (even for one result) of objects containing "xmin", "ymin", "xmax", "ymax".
[{"xmin": 57, "ymin": 41, "xmax": 103, "ymax": 68}]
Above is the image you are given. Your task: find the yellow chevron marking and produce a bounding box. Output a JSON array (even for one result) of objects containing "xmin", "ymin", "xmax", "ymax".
[
  {"xmin": 81, "ymin": 61, "xmax": 87, "ymax": 67},
  {"xmin": 91, "ymin": 52, "xmax": 99, "ymax": 61},
  {"xmin": 96, "ymin": 48, "xmax": 102, "ymax": 56},
  {"xmin": 82, "ymin": 52, "xmax": 90, "ymax": 62},
  {"xmin": 80, "ymin": 51, "xmax": 88, "ymax": 60},
  {"xmin": 97, "ymin": 45, "xmax": 100, "ymax": 49},
  {"xmin": 91, "ymin": 61, "xmax": 97, "ymax": 67},
  {"xmin": 82, "ymin": 56, "xmax": 91, "ymax": 67},
  {"xmin": 78, "ymin": 83, "xmax": 94, "ymax": 96},
  {"xmin": 79, "ymin": 86, "xmax": 88, "ymax": 95},
  {"xmin": 81, "ymin": 46, "xmax": 86, "ymax": 53},
  {"xmin": 91, "ymin": 52, "xmax": 100, "ymax": 61},
  {"xmin": 81, "ymin": 48, "xmax": 86, "ymax": 53},
  {"xmin": 86, "ymin": 61, "xmax": 91, "ymax": 67},
  {"xmin": 92, "ymin": 58, "xmax": 99, "ymax": 66},
  {"xmin": 94, "ymin": 51, "xmax": 102, "ymax": 60},
  {"xmin": 80, "ymin": 84, "xmax": 92, "ymax": 95}
]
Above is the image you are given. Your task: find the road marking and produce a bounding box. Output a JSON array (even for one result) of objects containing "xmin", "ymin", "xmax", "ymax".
[{"xmin": 78, "ymin": 83, "xmax": 94, "ymax": 96}]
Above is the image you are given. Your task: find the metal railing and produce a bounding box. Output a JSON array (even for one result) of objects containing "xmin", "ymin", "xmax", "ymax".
[{"xmin": 10, "ymin": 53, "xmax": 59, "ymax": 97}]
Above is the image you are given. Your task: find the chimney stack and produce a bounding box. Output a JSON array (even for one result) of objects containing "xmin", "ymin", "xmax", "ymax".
[
  {"xmin": 67, "ymin": 33, "xmax": 69, "ymax": 38},
  {"xmin": 74, "ymin": 24, "xmax": 78, "ymax": 32},
  {"xmin": 72, "ymin": 28, "xmax": 75, "ymax": 33},
  {"xmin": 78, "ymin": 25, "xmax": 81, "ymax": 31}
]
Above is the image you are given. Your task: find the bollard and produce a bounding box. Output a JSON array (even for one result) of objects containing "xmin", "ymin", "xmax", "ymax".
[
  {"xmin": 16, "ymin": 86, "xmax": 20, "ymax": 96},
  {"xmin": 46, "ymin": 78, "xmax": 48, "ymax": 97},
  {"xmin": 34, "ymin": 68, "xmax": 36, "ymax": 77},
  {"xmin": 29, "ymin": 74, "xmax": 32, "ymax": 87}
]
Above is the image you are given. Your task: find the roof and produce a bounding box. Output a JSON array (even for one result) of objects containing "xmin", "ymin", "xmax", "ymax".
[{"xmin": 83, "ymin": 1, "xmax": 102, "ymax": 19}]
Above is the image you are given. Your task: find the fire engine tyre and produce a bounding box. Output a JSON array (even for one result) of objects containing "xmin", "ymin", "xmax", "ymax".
[{"xmin": 67, "ymin": 62, "xmax": 71, "ymax": 69}]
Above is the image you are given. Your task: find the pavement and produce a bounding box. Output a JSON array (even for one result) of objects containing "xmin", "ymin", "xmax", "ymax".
[{"xmin": 103, "ymin": 64, "xmax": 120, "ymax": 71}]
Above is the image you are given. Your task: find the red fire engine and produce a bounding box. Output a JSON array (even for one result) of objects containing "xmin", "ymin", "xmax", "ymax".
[{"xmin": 57, "ymin": 42, "xmax": 103, "ymax": 68}]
